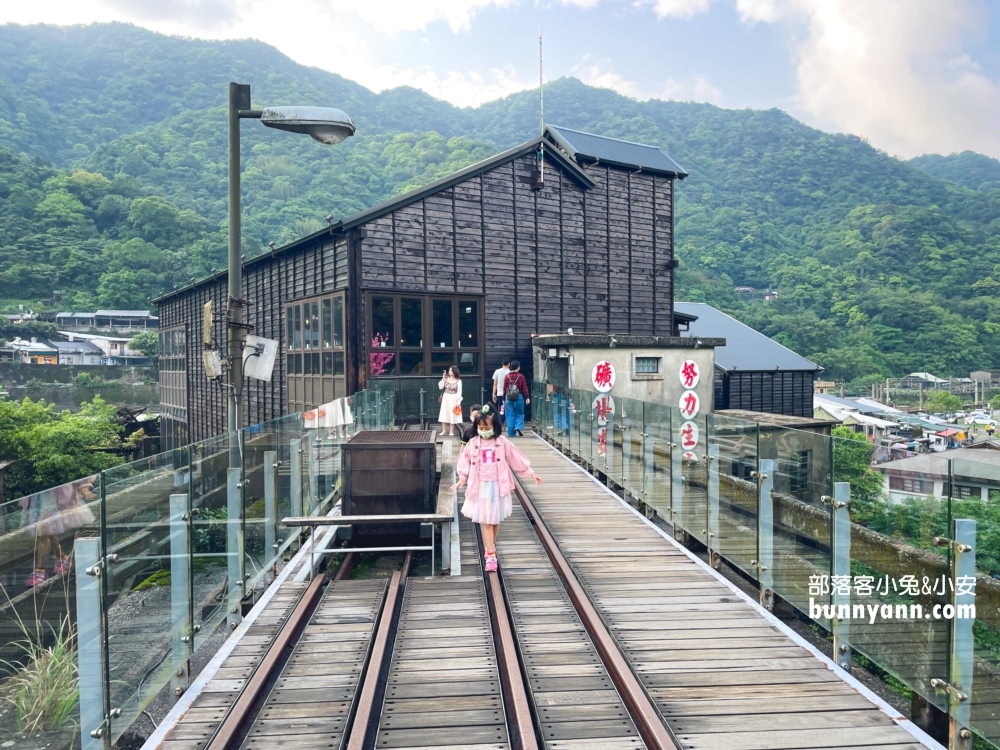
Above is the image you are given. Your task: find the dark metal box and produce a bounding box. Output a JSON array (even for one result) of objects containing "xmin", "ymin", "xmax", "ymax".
[{"xmin": 342, "ymin": 431, "xmax": 436, "ymax": 515}]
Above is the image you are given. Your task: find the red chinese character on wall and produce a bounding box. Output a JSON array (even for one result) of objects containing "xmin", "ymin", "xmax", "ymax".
[
  {"xmin": 593, "ymin": 360, "xmax": 615, "ymax": 391},
  {"xmin": 679, "ymin": 390, "xmax": 700, "ymax": 419},
  {"xmin": 680, "ymin": 360, "xmax": 700, "ymax": 388},
  {"xmin": 680, "ymin": 420, "xmax": 699, "ymax": 450},
  {"xmin": 595, "ymin": 397, "xmax": 613, "ymax": 421}
]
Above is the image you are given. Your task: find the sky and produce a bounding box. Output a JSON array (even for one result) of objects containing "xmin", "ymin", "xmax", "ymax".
[{"xmin": 2, "ymin": 0, "xmax": 1000, "ymax": 159}]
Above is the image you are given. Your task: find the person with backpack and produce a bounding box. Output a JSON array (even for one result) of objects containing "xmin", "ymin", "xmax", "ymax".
[
  {"xmin": 503, "ymin": 360, "xmax": 530, "ymax": 437},
  {"xmin": 452, "ymin": 406, "xmax": 544, "ymax": 571}
]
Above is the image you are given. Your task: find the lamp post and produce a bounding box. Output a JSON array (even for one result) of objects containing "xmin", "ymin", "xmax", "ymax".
[{"xmin": 226, "ymin": 82, "xmax": 354, "ymax": 457}]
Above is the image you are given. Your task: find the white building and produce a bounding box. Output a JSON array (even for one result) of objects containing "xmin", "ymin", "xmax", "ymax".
[
  {"xmin": 57, "ymin": 332, "xmax": 151, "ymax": 365},
  {"xmin": 875, "ymin": 447, "xmax": 1000, "ymax": 503},
  {"xmin": 50, "ymin": 339, "xmax": 105, "ymax": 365}
]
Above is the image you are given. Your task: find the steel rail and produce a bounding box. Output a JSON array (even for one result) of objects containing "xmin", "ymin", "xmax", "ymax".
[
  {"xmin": 476, "ymin": 525, "xmax": 540, "ymax": 750},
  {"xmin": 512, "ymin": 478, "xmax": 682, "ymax": 750},
  {"xmin": 346, "ymin": 550, "xmax": 412, "ymax": 750},
  {"xmin": 205, "ymin": 552, "xmax": 355, "ymax": 749}
]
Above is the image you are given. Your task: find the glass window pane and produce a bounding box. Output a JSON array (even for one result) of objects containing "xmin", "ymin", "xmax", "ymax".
[
  {"xmin": 334, "ymin": 352, "xmax": 345, "ymax": 376},
  {"xmin": 287, "ymin": 308, "xmax": 293, "ymax": 350},
  {"xmin": 431, "ymin": 351, "xmax": 454, "ymax": 371},
  {"xmin": 400, "ymin": 298, "xmax": 423, "ymax": 348},
  {"xmin": 459, "ymin": 301, "xmax": 478, "ymax": 347},
  {"xmin": 323, "ymin": 352, "xmax": 333, "ymax": 375},
  {"xmin": 293, "ymin": 305, "xmax": 301, "ymax": 350},
  {"xmin": 433, "ymin": 299, "xmax": 453, "ymax": 348},
  {"xmin": 458, "ymin": 351, "xmax": 479, "ymax": 375},
  {"xmin": 311, "ymin": 303, "xmax": 319, "ymax": 350},
  {"xmin": 287, "ymin": 353, "xmax": 294, "ymax": 374},
  {"xmin": 304, "ymin": 353, "xmax": 313, "ymax": 375},
  {"xmin": 370, "ymin": 350, "xmax": 395, "ymax": 377},
  {"xmin": 322, "ymin": 299, "xmax": 332, "ymax": 348},
  {"xmin": 399, "ymin": 352, "xmax": 425, "ymax": 375},
  {"xmin": 294, "ymin": 353, "xmax": 302, "ymax": 374},
  {"xmin": 371, "ymin": 296, "xmax": 395, "ymax": 348},
  {"xmin": 333, "ymin": 297, "xmax": 343, "ymax": 348}
]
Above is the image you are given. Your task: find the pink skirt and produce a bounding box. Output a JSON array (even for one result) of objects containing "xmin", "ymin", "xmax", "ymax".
[{"xmin": 461, "ymin": 481, "xmax": 512, "ymax": 525}]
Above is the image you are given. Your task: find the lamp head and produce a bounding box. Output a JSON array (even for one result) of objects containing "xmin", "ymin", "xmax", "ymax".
[{"xmin": 259, "ymin": 106, "xmax": 355, "ymax": 144}]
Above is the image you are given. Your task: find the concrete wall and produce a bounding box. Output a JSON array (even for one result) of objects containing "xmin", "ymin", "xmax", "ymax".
[
  {"xmin": 534, "ymin": 345, "xmax": 716, "ymax": 412},
  {"xmin": 0, "ymin": 363, "xmax": 156, "ymax": 386}
]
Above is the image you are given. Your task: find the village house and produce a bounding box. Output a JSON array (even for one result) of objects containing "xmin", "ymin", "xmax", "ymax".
[
  {"xmin": 875, "ymin": 447, "xmax": 1000, "ymax": 503},
  {"xmin": 54, "ymin": 310, "xmax": 159, "ymax": 331},
  {"xmin": 50, "ymin": 339, "xmax": 105, "ymax": 365}
]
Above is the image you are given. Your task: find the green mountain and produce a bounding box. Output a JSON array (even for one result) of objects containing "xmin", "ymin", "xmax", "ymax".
[
  {"xmin": 909, "ymin": 151, "xmax": 1000, "ymax": 193},
  {"xmin": 2, "ymin": 22, "xmax": 999, "ymax": 384}
]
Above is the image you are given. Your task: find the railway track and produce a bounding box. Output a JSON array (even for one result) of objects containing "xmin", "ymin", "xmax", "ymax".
[{"xmin": 165, "ymin": 485, "xmax": 678, "ymax": 750}]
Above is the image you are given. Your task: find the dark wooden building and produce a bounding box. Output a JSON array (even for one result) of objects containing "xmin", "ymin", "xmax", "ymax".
[
  {"xmin": 673, "ymin": 302, "xmax": 822, "ymax": 417},
  {"xmin": 156, "ymin": 125, "xmax": 689, "ymax": 446}
]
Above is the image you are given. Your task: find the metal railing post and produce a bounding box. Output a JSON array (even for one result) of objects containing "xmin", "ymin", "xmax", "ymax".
[
  {"xmin": 290, "ymin": 438, "xmax": 303, "ymax": 519},
  {"xmin": 643, "ymin": 406, "xmax": 655, "ymax": 513},
  {"xmin": 227, "ymin": 467, "xmax": 244, "ymax": 630},
  {"xmin": 264, "ymin": 450, "xmax": 278, "ymax": 581},
  {"xmin": 76, "ymin": 537, "xmax": 110, "ymax": 750},
  {"xmin": 419, "ymin": 387, "xmax": 426, "ymax": 428},
  {"xmin": 707, "ymin": 442, "xmax": 720, "ymax": 569},
  {"xmin": 671, "ymin": 419, "xmax": 682, "ymax": 538},
  {"xmin": 305, "ymin": 432, "xmax": 317, "ymax": 515},
  {"xmin": 948, "ymin": 518, "xmax": 976, "ymax": 750},
  {"xmin": 831, "ymin": 481, "xmax": 851, "ymax": 671},
  {"xmin": 755, "ymin": 458, "xmax": 775, "ymax": 611},
  {"xmin": 170, "ymin": 493, "xmax": 192, "ymax": 696}
]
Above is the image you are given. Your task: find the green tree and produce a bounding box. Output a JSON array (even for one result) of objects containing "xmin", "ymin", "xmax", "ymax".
[
  {"xmin": 924, "ymin": 390, "xmax": 962, "ymax": 413},
  {"xmin": 0, "ymin": 396, "xmax": 124, "ymax": 499},
  {"xmin": 129, "ymin": 330, "xmax": 158, "ymax": 358},
  {"xmin": 831, "ymin": 426, "xmax": 886, "ymax": 525}
]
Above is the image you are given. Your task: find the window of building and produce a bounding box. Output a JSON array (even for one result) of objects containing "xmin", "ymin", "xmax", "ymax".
[
  {"xmin": 159, "ymin": 326, "xmax": 188, "ymax": 451},
  {"xmin": 789, "ymin": 450, "xmax": 811, "ymax": 499},
  {"xmin": 889, "ymin": 475, "xmax": 934, "ymax": 494},
  {"xmin": 635, "ymin": 357, "xmax": 659, "ymax": 374},
  {"xmin": 366, "ymin": 293, "xmax": 484, "ymax": 377},
  {"xmin": 286, "ymin": 293, "xmax": 346, "ymax": 413},
  {"xmin": 954, "ymin": 484, "xmax": 979, "ymax": 500}
]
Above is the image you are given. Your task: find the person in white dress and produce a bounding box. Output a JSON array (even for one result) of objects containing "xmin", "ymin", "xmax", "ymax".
[{"xmin": 438, "ymin": 366, "xmax": 463, "ymax": 436}]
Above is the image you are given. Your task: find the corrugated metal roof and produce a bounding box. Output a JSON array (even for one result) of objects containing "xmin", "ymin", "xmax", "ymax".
[
  {"xmin": 673, "ymin": 302, "xmax": 821, "ymax": 373},
  {"xmin": 95, "ymin": 310, "xmax": 157, "ymax": 318},
  {"xmin": 544, "ymin": 125, "xmax": 688, "ymax": 178},
  {"xmin": 50, "ymin": 340, "xmax": 104, "ymax": 353}
]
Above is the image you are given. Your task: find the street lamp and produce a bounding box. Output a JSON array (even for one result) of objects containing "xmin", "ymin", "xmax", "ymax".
[{"xmin": 226, "ymin": 82, "xmax": 354, "ymax": 458}]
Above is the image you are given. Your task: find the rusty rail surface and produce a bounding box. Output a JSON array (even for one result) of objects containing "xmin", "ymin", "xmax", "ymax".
[
  {"xmin": 476, "ymin": 524, "xmax": 541, "ymax": 750},
  {"xmin": 346, "ymin": 551, "xmax": 412, "ymax": 750},
  {"xmin": 513, "ymin": 477, "xmax": 682, "ymax": 750}
]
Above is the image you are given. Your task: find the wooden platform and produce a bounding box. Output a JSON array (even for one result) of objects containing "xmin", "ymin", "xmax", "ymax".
[
  {"xmin": 239, "ymin": 577, "xmax": 387, "ymax": 750},
  {"xmin": 496, "ymin": 502, "xmax": 644, "ymax": 750},
  {"xmin": 515, "ymin": 436, "xmax": 932, "ymax": 750}
]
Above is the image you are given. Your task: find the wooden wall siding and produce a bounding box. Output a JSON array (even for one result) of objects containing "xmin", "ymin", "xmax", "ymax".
[
  {"xmin": 561, "ymin": 172, "xmax": 586, "ymax": 333},
  {"xmin": 481, "ymin": 164, "xmax": 518, "ymax": 360},
  {"xmin": 724, "ymin": 370, "xmax": 815, "ymax": 418},
  {"xmin": 653, "ymin": 176, "xmax": 674, "ymax": 335},
  {"xmin": 159, "ymin": 233, "xmax": 349, "ymax": 442},
  {"xmin": 583, "ymin": 167, "xmax": 609, "ymax": 333},
  {"xmin": 454, "ymin": 178, "xmax": 485, "ymax": 294}
]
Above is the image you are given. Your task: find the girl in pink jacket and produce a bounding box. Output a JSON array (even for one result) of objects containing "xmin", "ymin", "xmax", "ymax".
[{"xmin": 451, "ymin": 405, "xmax": 543, "ymax": 571}]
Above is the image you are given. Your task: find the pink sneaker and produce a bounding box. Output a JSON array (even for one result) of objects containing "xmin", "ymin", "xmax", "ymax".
[
  {"xmin": 53, "ymin": 556, "xmax": 73, "ymax": 575},
  {"xmin": 484, "ymin": 554, "xmax": 498, "ymax": 573},
  {"xmin": 25, "ymin": 569, "xmax": 48, "ymax": 588}
]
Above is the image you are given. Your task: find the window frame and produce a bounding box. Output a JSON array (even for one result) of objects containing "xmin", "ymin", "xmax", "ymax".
[
  {"xmin": 365, "ymin": 291, "xmax": 485, "ymax": 378},
  {"xmin": 285, "ymin": 292, "xmax": 347, "ymax": 413},
  {"xmin": 631, "ymin": 353, "xmax": 664, "ymax": 381}
]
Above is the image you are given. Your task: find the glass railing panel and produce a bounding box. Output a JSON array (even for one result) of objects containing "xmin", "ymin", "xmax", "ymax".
[
  {"xmin": 0, "ymin": 476, "xmax": 103, "ymax": 750},
  {"xmin": 101, "ymin": 447, "xmax": 190, "ymax": 744},
  {"xmin": 643, "ymin": 401, "xmax": 673, "ymax": 521},
  {"xmin": 619, "ymin": 396, "xmax": 645, "ymax": 503},
  {"xmin": 757, "ymin": 425, "xmax": 832, "ymax": 619},
  {"xmin": 951, "ymin": 457, "xmax": 1000, "ymax": 744},
  {"xmin": 549, "ymin": 385, "xmax": 570, "ymax": 450},
  {"xmin": 675, "ymin": 410, "xmax": 708, "ymax": 545},
  {"xmin": 188, "ymin": 433, "xmax": 233, "ymax": 653},
  {"xmin": 835, "ymin": 433, "xmax": 949, "ymax": 712},
  {"xmin": 708, "ymin": 413, "xmax": 759, "ymax": 576},
  {"xmin": 574, "ymin": 388, "xmax": 593, "ymax": 467}
]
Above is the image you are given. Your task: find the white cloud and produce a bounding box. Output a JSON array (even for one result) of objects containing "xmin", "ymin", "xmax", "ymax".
[
  {"xmin": 637, "ymin": 0, "xmax": 713, "ymax": 19},
  {"xmin": 321, "ymin": 0, "xmax": 519, "ymax": 35},
  {"xmin": 573, "ymin": 57, "xmax": 722, "ymax": 103},
  {"xmin": 735, "ymin": 0, "xmax": 1000, "ymax": 158}
]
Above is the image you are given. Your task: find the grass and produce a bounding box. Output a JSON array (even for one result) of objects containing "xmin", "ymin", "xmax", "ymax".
[{"xmin": 1, "ymin": 616, "xmax": 79, "ymax": 735}]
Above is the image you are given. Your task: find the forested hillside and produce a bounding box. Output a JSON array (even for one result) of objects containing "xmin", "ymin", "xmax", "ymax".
[{"xmin": 2, "ymin": 22, "xmax": 999, "ymax": 385}]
